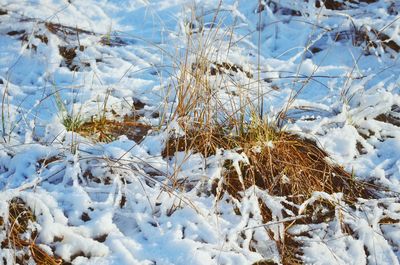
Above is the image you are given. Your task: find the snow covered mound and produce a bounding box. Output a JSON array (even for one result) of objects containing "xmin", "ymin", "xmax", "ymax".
[{"xmin": 0, "ymin": 0, "xmax": 399, "ymax": 264}]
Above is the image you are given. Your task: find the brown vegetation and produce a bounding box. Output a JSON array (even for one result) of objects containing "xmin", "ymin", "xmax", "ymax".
[
  {"xmin": 77, "ymin": 116, "xmax": 151, "ymax": 143},
  {"xmin": 164, "ymin": 129, "xmax": 376, "ymax": 203}
]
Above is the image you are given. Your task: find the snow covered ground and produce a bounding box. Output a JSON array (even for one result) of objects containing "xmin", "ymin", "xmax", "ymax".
[{"xmin": 0, "ymin": 0, "xmax": 399, "ymax": 264}]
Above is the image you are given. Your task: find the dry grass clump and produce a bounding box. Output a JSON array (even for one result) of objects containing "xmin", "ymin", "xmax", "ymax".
[
  {"xmin": 1, "ymin": 198, "xmax": 62, "ymax": 265},
  {"xmin": 166, "ymin": 15, "xmax": 376, "ymax": 201},
  {"xmin": 162, "ymin": 124, "xmax": 234, "ymax": 158},
  {"xmin": 164, "ymin": 4, "xmax": 384, "ymax": 263},
  {"xmin": 77, "ymin": 116, "xmax": 151, "ymax": 143},
  {"xmin": 57, "ymin": 88, "xmax": 151, "ymax": 142},
  {"xmin": 163, "ymin": 125, "xmax": 377, "ymax": 265},
  {"xmin": 164, "ymin": 127, "xmax": 375, "ymax": 203},
  {"xmin": 226, "ymin": 133, "xmax": 374, "ymax": 203}
]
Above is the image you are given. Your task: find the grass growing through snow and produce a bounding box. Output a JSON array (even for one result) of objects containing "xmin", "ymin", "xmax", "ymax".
[
  {"xmin": 165, "ymin": 2, "xmax": 375, "ymax": 201},
  {"xmin": 53, "ymin": 84, "xmax": 84, "ymax": 132},
  {"xmin": 1, "ymin": 1, "xmax": 396, "ymax": 264},
  {"xmin": 161, "ymin": 3, "xmax": 384, "ymax": 264}
]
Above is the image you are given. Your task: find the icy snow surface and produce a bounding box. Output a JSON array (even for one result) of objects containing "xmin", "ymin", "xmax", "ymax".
[{"xmin": 0, "ymin": 0, "xmax": 400, "ymax": 264}]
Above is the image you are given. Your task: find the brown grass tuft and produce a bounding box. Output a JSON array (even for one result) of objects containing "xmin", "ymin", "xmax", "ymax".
[
  {"xmin": 77, "ymin": 116, "xmax": 151, "ymax": 143},
  {"xmin": 227, "ymin": 133, "xmax": 374, "ymax": 203},
  {"xmin": 163, "ymin": 125, "xmax": 379, "ymax": 264},
  {"xmin": 162, "ymin": 126, "xmax": 233, "ymax": 158},
  {"xmin": 164, "ymin": 128, "xmax": 375, "ymax": 203},
  {"xmin": 161, "ymin": 5, "xmax": 385, "ymax": 263}
]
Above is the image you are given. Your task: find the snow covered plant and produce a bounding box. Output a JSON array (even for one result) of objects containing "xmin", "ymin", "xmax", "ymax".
[{"xmin": 1, "ymin": 0, "xmax": 400, "ymax": 264}]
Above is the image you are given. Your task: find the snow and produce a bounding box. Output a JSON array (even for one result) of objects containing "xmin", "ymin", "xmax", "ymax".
[{"xmin": 0, "ymin": 0, "xmax": 400, "ymax": 264}]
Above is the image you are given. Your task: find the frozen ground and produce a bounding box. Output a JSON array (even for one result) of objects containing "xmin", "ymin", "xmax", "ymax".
[{"xmin": 0, "ymin": 0, "xmax": 400, "ymax": 264}]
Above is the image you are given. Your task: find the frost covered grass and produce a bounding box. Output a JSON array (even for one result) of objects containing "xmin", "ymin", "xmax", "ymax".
[{"xmin": 0, "ymin": 0, "xmax": 400, "ymax": 264}]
